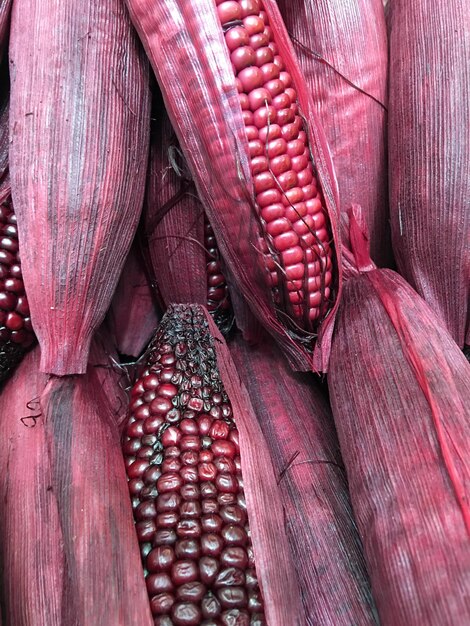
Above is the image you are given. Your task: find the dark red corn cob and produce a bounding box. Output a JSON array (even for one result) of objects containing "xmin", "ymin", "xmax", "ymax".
[
  {"xmin": 123, "ymin": 305, "xmax": 265, "ymax": 625},
  {"xmin": 0, "ymin": 187, "xmax": 35, "ymax": 381},
  {"xmin": 204, "ymin": 216, "xmax": 233, "ymax": 333},
  {"xmin": 217, "ymin": 0, "xmax": 334, "ymax": 329}
]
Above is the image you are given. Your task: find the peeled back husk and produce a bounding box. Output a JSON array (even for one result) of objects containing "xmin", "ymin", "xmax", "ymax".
[
  {"xmin": 329, "ymin": 213, "xmax": 470, "ymax": 624},
  {"xmin": 125, "ymin": 0, "xmax": 343, "ymax": 372},
  {"xmin": 0, "ymin": 332, "xmax": 152, "ymax": 625},
  {"xmin": 230, "ymin": 332, "xmax": 379, "ymax": 625},
  {"xmin": 388, "ymin": 0, "xmax": 470, "ymax": 346},
  {"xmin": 277, "ymin": 0, "xmax": 391, "ymax": 266},
  {"xmin": 9, "ymin": 0, "xmax": 151, "ymax": 375}
]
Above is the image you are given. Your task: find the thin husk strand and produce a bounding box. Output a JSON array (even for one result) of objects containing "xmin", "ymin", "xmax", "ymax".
[
  {"xmin": 230, "ymin": 332, "xmax": 379, "ymax": 626},
  {"xmin": 107, "ymin": 241, "xmax": 159, "ymax": 359},
  {"xmin": 125, "ymin": 0, "xmax": 342, "ymax": 373},
  {"xmin": 328, "ymin": 212, "xmax": 470, "ymax": 624},
  {"xmin": 9, "ymin": 0, "xmax": 151, "ymax": 375},
  {"xmin": 388, "ymin": 0, "xmax": 470, "ymax": 346},
  {"xmin": 277, "ymin": 0, "xmax": 391, "ymax": 267},
  {"xmin": 0, "ymin": 335, "xmax": 153, "ymax": 625}
]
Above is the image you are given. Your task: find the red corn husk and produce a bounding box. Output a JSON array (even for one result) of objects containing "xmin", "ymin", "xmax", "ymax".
[
  {"xmin": 277, "ymin": 0, "xmax": 391, "ymax": 266},
  {"xmin": 9, "ymin": 0, "xmax": 151, "ymax": 375},
  {"xmin": 230, "ymin": 333, "xmax": 379, "ymax": 625},
  {"xmin": 144, "ymin": 101, "xmax": 234, "ymax": 336},
  {"xmin": 388, "ymin": 0, "xmax": 470, "ymax": 346},
  {"xmin": 107, "ymin": 242, "xmax": 159, "ymax": 359},
  {"xmin": 328, "ymin": 209, "xmax": 470, "ymax": 625},
  {"xmin": 123, "ymin": 303, "xmax": 305, "ymax": 625},
  {"xmin": 0, "ymin": 333, "xmax": 152, "ymax": 625},
  {"xmin": 125, "ymin": 0, "xmax": 343, "ymax": 373}
]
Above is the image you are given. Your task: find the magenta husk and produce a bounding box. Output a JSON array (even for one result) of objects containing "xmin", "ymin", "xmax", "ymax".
[
  {"xmin": 328, "ymin": 210, "xmax": 470, "ymax": 625},
  {"xmin": 107, "ymin": 242, "xmax": 159, "ymax": 359}
]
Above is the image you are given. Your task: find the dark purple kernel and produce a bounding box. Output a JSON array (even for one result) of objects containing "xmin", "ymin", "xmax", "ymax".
[
  {"xmin": 201, "ymin": 593, "xmax": 222, "ymax": 618},
  {"xmin": 199, "ymin": 556, "xmax": 219, "ymax": 585},
  {"xmin": 176, "ymin": 582, "xmax": 206, "ymax": 603},
  {"xmin": 175, "ymin": 539, "xmax": 201, "ymax": 561},
  {"xmin": 171, "ymin": 602, "xmax": 202, "ymax": 626},
  {"xmin": 147, "ymin": 546, "xmax": 176, "ymax": 573},
  {"xmin": 171, "ymin": 560, "xmax": 198, "ymax": 586},
  {"xmin": 214, "ymin": 567, "xmax": 245, "ymax": 588}
]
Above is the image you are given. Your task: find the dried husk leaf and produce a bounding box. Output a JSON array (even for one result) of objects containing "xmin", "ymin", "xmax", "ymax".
[
  {"xmin": 388, "ymin": 0, "xmax": 470, "ymax": 346},
  {"xmin": 329, "ymin": 214, "xmax": 470, "ymax": 624},
  {"xmin": 0, "ymin": 334, "xmax": 152, "ymax": 625},
  {"xmin": 278, "ymin": 0, "xmax": 391, "ymax": 267},
  {"xmin": 202, "ymin": 307, "xmax": 306, "ymax": 625},
  {"xmin": 0, "ymin": 0, "xmax": 11, "ymax": 58},
  {"xmin": 125, "ymin": 0, "xmax": 343, "ymax": 373},
  {"xmin": 144, "ymin": 102, "xmax": 208, "ymax": 308},
  {"xmin": 107, "ymin": 242, "xmax": 159, "ymax": 359},
  {"xmin": 144, "ymin": 102, "xmax": 235, "ymax": 335},
  {"xmin": 230, "ymin": 333, "xmax": 378, "ymax": 626},
  {"xmin": 9, "ymin": 0, "xmax": 151, "ymax": 375}
]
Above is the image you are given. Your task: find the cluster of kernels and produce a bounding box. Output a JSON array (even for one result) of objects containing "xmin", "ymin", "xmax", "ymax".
[
  {"xmin": 0, "ymin": 200, "xmax": 34, "ymax": 348},
  {"xmin": 123, "ymin": 306, "xmax": 265, "ymax": 626},
  {"xmin": 216, "ymin": 0, "xmax": 333, "ymax": 329},
  {"xmin": 204, "ymin": 217, "xmax": 231, "ymax": 317}
]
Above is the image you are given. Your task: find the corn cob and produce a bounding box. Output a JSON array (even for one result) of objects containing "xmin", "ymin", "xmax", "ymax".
[
  {"xmin": 230, "ymin": 333, "xmax": 379, "ymax": 625},
  {"xmin": 329, "ymin": 210, "xmax": 470, "ymax": 625},
  {"xmin": 278, "ymin": 0, "xmax": 391, "ymax": 267},
  {"xmin": 9, "ymin": 0, "xmax": 151, "ymax": 375},
  {"xmin": 144, "ymin": 104, "xmax": 234, "ymax": 335},
  {"xmin": 125, "ymin": 0, "xmax": 342, "ymax": 372},
  {"xmin": 123, "ymin": 303, "xmax": 305, "ymax": 625},
  {"xmin": 389, "ymin": 0, "xmax": 470, "ymax": 346}
]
